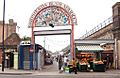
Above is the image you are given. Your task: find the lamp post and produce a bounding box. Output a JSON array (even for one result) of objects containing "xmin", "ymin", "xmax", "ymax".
[{"xmin": 2, "ymin": 0, "xmax": 5, "ymax": 72}]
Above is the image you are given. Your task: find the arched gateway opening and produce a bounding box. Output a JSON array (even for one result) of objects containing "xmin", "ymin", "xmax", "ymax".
[{"xmin": 28, "ymin": 1, "xmax": 77, "ymax": 70}]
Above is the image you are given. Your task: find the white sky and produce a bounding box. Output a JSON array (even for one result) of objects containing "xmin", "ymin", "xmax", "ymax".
[{"xmin": 0, "ymin": 0, "xmax": 119, "ymax": 52}]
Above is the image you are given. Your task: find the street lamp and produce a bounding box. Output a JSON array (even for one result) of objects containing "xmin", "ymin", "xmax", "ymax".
[{"xmin": 2, "ymin": 0, "xmax": 6, "ymax": 72}]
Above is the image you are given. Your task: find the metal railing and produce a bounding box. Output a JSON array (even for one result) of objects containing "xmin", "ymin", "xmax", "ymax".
[{"xmin": 80, "ymin": 17, "xmax": 113, "ymax": 39}]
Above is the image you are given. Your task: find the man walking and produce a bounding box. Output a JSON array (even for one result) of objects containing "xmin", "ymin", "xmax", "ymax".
[{"xmin": 58, "ymin": 55, "xmax": 63, "ymax": 73}]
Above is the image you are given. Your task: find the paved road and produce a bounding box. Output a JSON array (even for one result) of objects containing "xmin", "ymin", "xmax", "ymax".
[
  {"xmin": 41, "ymin": 60, "xmax": 58, "ymax": 72},
  {"xmin": 0, "ymin": 74, "xmax": 119, "ymax": 78}
]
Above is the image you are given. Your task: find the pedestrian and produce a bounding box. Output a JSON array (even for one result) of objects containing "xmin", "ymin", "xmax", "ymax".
[
  {"xmin": 6, "ymin": 55, "xmax": 9, "ymax": 68},
  {"xmin": 76, "ymin": 58, "xmax": 80, "ymax": 71},
  {"xmin": 63, "ymin": 56, "xmax": 68, "ymax": 67},
  {"xmin": 105, "ymin": 54, "xmax": 110, "ymax": 69},
  {"xmin": 110, "ymin": 56, "xmax": 113, "ymax": 69},
  {"xmin": 56, "ymin": 57, "xmax": 58, "ymax": 62},
  {"xmin": 58, "ymin": 55, "xmax": 63, "ymax": 73},
  {"xmin": 71, "ymin": 58, "xmax": 77, "ymax": 74}
]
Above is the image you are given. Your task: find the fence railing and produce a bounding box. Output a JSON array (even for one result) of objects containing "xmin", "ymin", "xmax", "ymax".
[{"xmin": 80, "ymin": 16, "xmax": 113, "ymax": 39}]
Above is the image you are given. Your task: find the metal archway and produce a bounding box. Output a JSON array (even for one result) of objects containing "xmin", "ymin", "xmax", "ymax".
[{"xmin": 28, "ymin": 1, "xmax": 77, "ymax": 60}]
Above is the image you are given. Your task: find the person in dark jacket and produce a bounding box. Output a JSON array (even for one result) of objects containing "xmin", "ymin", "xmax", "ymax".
[
  {"xmin": 58, "ymin": 55, "xmax": 63, "ymax": 71},
  {"xmin": 105, "ymin": 54, "xmax": 110, "ymax": 69}
]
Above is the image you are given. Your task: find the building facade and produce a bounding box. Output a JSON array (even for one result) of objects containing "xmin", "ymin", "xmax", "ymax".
[
  {"xmin": 0, "ymin": 19, "xmax": 18, "ymax": 67},
  {"xmin": 80, "ymin": 2, "xmax": 120, "ymax": 69},
  {"xmin": 112, "ymin": 2, "xmax": 120, "ymax": 69}
]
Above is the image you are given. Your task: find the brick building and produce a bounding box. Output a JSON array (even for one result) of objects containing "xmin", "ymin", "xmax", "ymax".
[
  {"xmin": 0, "ymin": 19, "xmax": 16, "ymax": 42},
  {"xmin": 0, "ymin": 19, "xmax": 21, "ymax": 68}
]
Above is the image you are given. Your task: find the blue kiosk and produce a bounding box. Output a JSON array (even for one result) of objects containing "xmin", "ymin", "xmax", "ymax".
[{"xmin": 19, "ymin": 41, "xmax": 44, "ymax": 70}]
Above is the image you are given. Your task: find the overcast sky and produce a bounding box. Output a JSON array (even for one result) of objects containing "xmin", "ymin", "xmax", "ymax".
[{"xmin": 0, "ymin": 0, "xmax": 119, "ymax": 52}]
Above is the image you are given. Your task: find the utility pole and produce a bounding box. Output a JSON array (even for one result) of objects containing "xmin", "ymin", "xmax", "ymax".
[
  {"xmin": 43, "ymin": 37, "xmax": 46, "ymax": 49},
  {"xmin": 2, "ymin": 0, "xmax": 5, "ymax": 72}
]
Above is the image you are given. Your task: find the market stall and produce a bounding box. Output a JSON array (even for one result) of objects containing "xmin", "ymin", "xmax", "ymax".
[
  {"xmin": 76, "ymin": 45, "xmax": 105, "ymax": 72},
  {"xmin": 76, "ymin": 52, "xmax": 94, "ymax": 71}
]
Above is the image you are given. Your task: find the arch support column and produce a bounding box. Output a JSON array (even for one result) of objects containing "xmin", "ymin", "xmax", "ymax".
[{"xmin": 71, "ymin": 24, "xmax": 75, "ymax": 59}]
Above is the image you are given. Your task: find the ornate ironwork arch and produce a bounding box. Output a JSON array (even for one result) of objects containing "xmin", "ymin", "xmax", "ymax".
[
  {"xmin": 28, "ymin": 1, "xmax": 77, "ymax": 60},
  {"xmin": 28, "ymin": 1, "xmax": 77, "ymax": 27}
]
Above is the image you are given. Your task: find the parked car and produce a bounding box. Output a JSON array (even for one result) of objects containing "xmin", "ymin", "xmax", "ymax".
[{"xmin": 45, "ymin": 57, "xmax": 53, "ymax": 65}]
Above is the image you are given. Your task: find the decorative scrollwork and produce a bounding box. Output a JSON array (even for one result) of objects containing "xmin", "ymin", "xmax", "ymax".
[
  {"xmin": 28, "ymin": 1, "xmax": 77, "ymax": 27},
  {"xmin": 35, "ymin": 6, "xmax": 70, "ymax": 27}
]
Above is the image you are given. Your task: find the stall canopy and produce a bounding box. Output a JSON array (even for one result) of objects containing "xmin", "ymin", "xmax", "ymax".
[{"xmin": 76, "ymin": 45, "xmax": 104, "ymax": 52}]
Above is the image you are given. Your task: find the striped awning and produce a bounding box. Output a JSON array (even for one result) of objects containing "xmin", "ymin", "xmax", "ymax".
[{"xmin": 76, "ymin": 45, "xmax": 104, "ymax": 52}]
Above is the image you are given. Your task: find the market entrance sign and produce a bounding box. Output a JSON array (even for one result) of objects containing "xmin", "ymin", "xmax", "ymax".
[
  {"xmin": 28, "ymin": 1, "xmax": 77, "ymax": 27},
  {"xmin": 28, "ymin": 1, "xmax": 77, "ymax": 60}
]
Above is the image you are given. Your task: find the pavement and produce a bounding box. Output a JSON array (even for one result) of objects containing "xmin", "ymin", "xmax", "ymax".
[
  {"xmin": 0, "ymin": 68, "xmax": 120, "ymax": 76},
  {"xmin": 0, "ymin": 68, "xmax": 33, "ymax": 75},
  {"xmin": 33, "ymin": 69, "xmax": 120, "ymax": 75},
  {"xmin": 0, "ymin": 61, "xmax": 120, "ymax": 75}
]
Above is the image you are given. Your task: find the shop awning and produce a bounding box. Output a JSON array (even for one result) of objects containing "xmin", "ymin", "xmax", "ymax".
[{"xmin": 76, "ymin": 45, "xmax": 104, "ymax": 52}]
